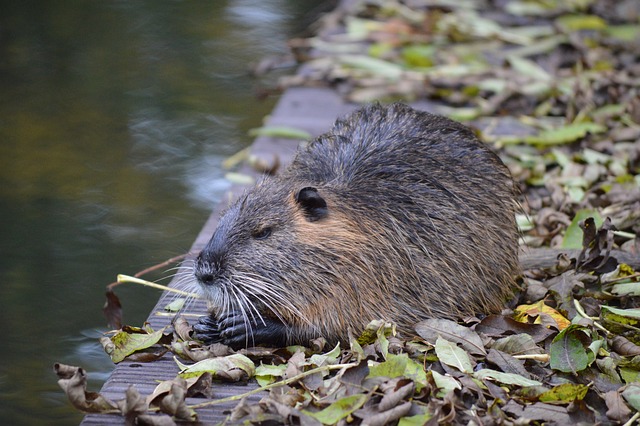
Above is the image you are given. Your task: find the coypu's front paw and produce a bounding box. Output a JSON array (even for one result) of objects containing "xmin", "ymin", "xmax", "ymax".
[
  {"xmin": 192, "ymin": 314, "xmax": 223, "ymax": 344},
  {"xmin": 192, "ymin": 311, "xmax": 288, "ymax": 349}
]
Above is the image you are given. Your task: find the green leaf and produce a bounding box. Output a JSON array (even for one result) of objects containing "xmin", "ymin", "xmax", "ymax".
[
  {"xmin": 549, "ymin": 324, "xmax": 592, "ymax": 373},
  {"xmin": 606, "ymin": 25, "xmax": 640, "ymax": 42},
  {"xmin": 434, "ymin": 337, "xmax": 473, "ymax": 374},
  {"xmin": 620, "ymin": 368, "xmax": 640, "ymax": 384},
  {"xmin": 247, "ymin": 126, "xmax": 312, "ymax": 140},
  {"xmin": 224, "ymin": 172, "xmax": 255, "ymax": 185},
  {"xmin": 398, "ymin": 413, "xmax": 433, "ymax": 425},
  {"xmin": 255, "ymin": 363, "xmax": 287, "ymax": 387},
  {"xmin": 538, "ymin": 383, "xmax": 589, "ymax": 403},
  {"xmin": 507, "ymin": 55, "xmax": 551, "ymax": 81},
  {"xmin": 556, "ymin": 14, "xmax": 607, "ymax": 32},
  {"xmin": 164, "ymin": 298, "xmax": 185, "ymax": 312},
  {"xmin": 431, "ymin": 370, "xmax": 461, "ymax": 396},
  {"xmin": 602, "ymin": 306, "xmax": 640, "ymax": 319},
  {"xmin": 402, "ymin": 44, "xmax": 436, "ymax": 68},
  {"xmin": 175, "ymin": 354, "xmax": 255, "ymax": 381},
  {"xmin": 524, "ymin": 122, "xmax": 606, "ymax": 146},
  {"xmin": 611, "ymin": 282, "xmax": 640, "ymax": 297},
  {"xmin": 368, "ymin": 353, "xmax": 427, "ymax": 391},
  {"xmin": 309, "ymin": 343, "xmax": 341, "ymax": 367},
  {"xmin": 302, "ymin": 394, "xmax": 367, "ymax": 425},
  {"xmin": 357, "ymin": 320, "xmax": 394, "ymax": 346},
  {"xmin": 601, "ymin": 306, "xmax": 640, "ymax": 345},
  {"xmin": 107, "ymin": 326, "xmax": 167, "ymax": 363},
  {"xmin": 561, "ymin": 209, "xmax": 603, "ymax": 249},
  {"xmin": 338, "ymin": 55, "xmax": 404, "ymax": 79},
  {"xmin": 474, "ymin": 368, "xmax": 543, "ymax": 386},
  {"xmin": 622, "ymin": 384, "xmax": 640, "ymax": 411}
]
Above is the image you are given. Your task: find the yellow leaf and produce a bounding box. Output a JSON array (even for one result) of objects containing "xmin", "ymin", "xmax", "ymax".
[{"xmin": 514, "ymin": 301, "xmax": 571, "ymax": 330}]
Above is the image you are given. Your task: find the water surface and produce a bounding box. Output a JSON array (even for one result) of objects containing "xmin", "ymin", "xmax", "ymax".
[{"xmin": 0, "ymin": 1, "xmax": 323, "ymax": 423}]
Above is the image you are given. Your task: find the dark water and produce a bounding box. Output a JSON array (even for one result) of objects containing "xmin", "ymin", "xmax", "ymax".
[{"xmin": 0, "ymin": 1, "xmax": 324, "ymax": 423}]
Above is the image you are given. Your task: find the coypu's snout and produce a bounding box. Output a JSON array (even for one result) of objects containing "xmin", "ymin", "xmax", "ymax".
[
  {"xmin": 194, "ymin": 203, "xmax": 241, "ymax": 287},
  {"xmin": 194, "ymin": 228, "xmax": 231, "ymax": 288},
  {"xmin": 194, "ymin": 251, "xmax": 221, "ymax": 287}
]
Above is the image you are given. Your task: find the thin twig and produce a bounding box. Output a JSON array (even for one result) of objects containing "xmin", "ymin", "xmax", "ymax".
[
  {"xmin": 106, "ymin": 252, "xmax": 191, "ymax": 291},
  {"xmin": 188, "ymin": 363, "xmax": 357, "ymax": 409},
  {"xmin": 117, "ymin": 274, "xmax": 200, "ymax": 298}
]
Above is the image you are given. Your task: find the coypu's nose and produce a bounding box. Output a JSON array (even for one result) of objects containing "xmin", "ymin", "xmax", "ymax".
[{"xmin": 194, "ymin": 250, "xmax": 222, "ymax": 287}]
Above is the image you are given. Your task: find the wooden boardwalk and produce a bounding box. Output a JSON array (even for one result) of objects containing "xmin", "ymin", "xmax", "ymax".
[{"xmin": 81, "ymin": 87, "xmax": 357, "ymax": 425}]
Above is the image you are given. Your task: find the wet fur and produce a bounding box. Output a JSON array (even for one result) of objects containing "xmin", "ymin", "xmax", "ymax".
[{"xmin": 192, "ymin": 103, "xmax": 520, "ymax": 348}]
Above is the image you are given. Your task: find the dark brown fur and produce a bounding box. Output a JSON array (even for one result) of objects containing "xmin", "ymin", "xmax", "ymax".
[{"xmin": 193, "ymin": 103, "xmax": 520, "ymax": 348}]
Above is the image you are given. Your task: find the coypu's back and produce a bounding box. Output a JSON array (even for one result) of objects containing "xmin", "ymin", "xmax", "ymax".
[
  {"xmin": 194, "ymin": 103, "xmax": 520, "ymax": 348},
  {"xmin": 284, "ymin": 103, "xmax": 519, "ymax": 329}
]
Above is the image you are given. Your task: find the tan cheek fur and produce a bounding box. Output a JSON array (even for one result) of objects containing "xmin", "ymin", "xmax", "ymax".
[{"xmin": 285, "ymin": 193, "xmax": 393, "ymax": 342}]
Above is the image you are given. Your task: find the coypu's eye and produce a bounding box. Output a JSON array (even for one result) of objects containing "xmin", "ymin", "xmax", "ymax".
[{"xmin": 252, "ymin": 226, "xmax": 272, "ymax": 240}]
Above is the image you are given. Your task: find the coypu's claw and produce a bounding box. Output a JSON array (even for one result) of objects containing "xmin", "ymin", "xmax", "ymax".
[
  {"xmin": 192, "ymin": 315, "xmax": 221, "ymax": 344},
  {"xmin": 192, "ymin": 311, "xmax": 288, "ymax": 349}
]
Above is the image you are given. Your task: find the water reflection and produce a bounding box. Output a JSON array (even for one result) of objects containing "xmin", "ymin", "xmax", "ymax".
[{"xmin": 0, "ymin": 0, "xmax": 323, "ymax": 423}]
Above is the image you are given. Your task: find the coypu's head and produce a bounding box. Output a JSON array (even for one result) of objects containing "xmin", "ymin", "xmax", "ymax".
[{"xmin": 193, "ymin": 177, "xmax": 356, "ymax": 343}]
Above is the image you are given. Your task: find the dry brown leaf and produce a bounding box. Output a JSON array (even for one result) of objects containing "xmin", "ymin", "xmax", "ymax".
[
  {"xmin": 604, "ymin": 390, "xmax": 632, "ymax": 422},
  {"xmin": 54, "ymin": 363, "xmax": 116, "ymax": 413}
]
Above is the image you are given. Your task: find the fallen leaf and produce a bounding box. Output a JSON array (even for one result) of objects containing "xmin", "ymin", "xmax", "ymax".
[
  {"xmin": 368, "ymin": 353, "xmax": 428, "ymax": 391},
  {"xmin": 604, "ymin": 390, "xmax": 632, "ymax": 422},
  {"xmin": 378, "ymin": 378, "xmax": 414, "ymax": 411},
  {"xmin": 103, "ymin": 289, "xmax": 122, "ymax": 330},
  {"xmin": 175, "ymin": 354, "xmax": 255, "ymax": 381},
  {"xmin": 549, "ymin": 324, "xmax": 593, "ymax": 373},
  {"xmin": 621, "ymin": 384, "xmax": 640, "ymax": 411},
  {"xmin": 431, "ymin": 370, "xmax": 461, "ymax": 396},
  {"xmin": 355, "ymin": 401, "xmax": 412, "ymax": 426},
  {"xmin": 562, "ymin": 210, "xmax": 603, "ymax": 249},
  {"xmin": 155, "ymin": 378, "xmax": 197, "ymax": 421},
  {"xmin": 556, "ymin": 14, "xmax": 607, "ymax": 32},
  {"xmin": 492, "ymin": 333, "xmax": 546, "ymax": 355},
  {"xmin": 415, "ymin": 318, "xmax": 486, "ymax": 355},
  {"xmin": 486, "ymin": 349, "xmax": 531, "ymax": 378},
  {"xmin": 105, "ymin": 325, "xmax": 169, "ymax": 363},
  {"xmin": 398, "ymin": 412, "xmax": 433, "ymax": 425},
  {"xmin": 538, "ymin": 383, "xmax": 589, "ymax": 404},
  {"xmin": 302, "ymin": 394, "xmax": 368, "ymax": 425},
  {"xmin": 475, "ymin": 315, "xmax": 554, "ymax": 342},
  {"xmin": 116, "ymin": 386, "xmax": 148, "ymax": 423},
  {"xmin": 434, "ymin": 337, "xmax": 474, "ymax": 374},
  {"xmin": 247, "ymin": 125, "xmax": 312, "ymax": 140},
  {"xmin": 514, "ymin": 301, "xmax": 571, "ymax": 330},
  {"xmin": 474, "ymin": 368, "xmax": 543, "ymax": 386},
  {"xmin": 524, "ymin": 122, "xmax": 606, "ymax": 146},
  {"xmin": 54, "ymin": 363, "xmax": 117, "ymax": 413}
]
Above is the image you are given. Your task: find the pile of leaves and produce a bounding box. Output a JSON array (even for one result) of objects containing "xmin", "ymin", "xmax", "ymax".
[
  {"xmin": 57, "ymin": 218, "xmax": 640, "ymax": 425},
  {"xmin": 56, "ymin": 0, "xmax": 640, "ymax": 424}
]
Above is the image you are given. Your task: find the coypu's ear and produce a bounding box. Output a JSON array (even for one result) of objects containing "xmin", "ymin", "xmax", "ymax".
[{"xmin": 295, "ymin": 187, "xmax": 328, "ymax": 222}]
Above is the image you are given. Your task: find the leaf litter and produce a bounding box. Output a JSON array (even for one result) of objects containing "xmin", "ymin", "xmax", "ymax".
[{"xmin": 56, "ymin": 0, "xmax": 640, "ymax": 424}]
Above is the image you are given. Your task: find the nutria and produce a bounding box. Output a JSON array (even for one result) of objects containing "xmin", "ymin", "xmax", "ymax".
[{"xmin": 192, "ymin": 103, "xmax": 520, "ymax": 349}]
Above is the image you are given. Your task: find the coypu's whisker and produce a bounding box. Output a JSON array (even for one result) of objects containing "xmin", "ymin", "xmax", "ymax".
[
  {"xmin": 233, "ymin": 284, "xmax": 265, "ymax": 326},
  {"xmin": 228, "ymin": 285, "xmax": 261, "ymax": 347},
  {"xmin": 238, "ymin": 274, "xmax": 307, "ymax": 321},
  {"xmin": 238, "ymin": 276, "xmax": 300, "ymax": 332}
]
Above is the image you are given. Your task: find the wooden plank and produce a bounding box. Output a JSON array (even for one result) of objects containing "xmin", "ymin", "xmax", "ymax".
[{"xmin": 81, "ymin": 87, "xmax": 354, "ymax": 424}]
